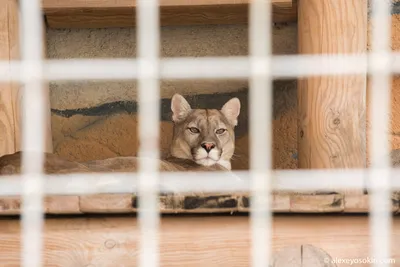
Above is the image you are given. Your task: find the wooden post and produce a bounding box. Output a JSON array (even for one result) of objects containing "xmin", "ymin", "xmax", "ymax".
[
  {"xmin": 297, "ymin": 0, "xmax": 367, "ymax": 171},
  {"xmin": 0, "ymin": 0, "xmax": 53, "ymax": 157}
]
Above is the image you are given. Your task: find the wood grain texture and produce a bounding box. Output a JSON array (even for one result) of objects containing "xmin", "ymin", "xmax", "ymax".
[
  {"xmin": 8, "ymin": 0, "xmax": 21, "ymax": 155},
  {"xmin": 44, "ymin": 196, "xmax": 81, "ymax": 214},
  {"xmin": 80, "ymin": 194, "xmax": 134, "ymax": 213},
  {"xmin": 0, "ymin": 196, "xmax": 81, "ymax": 214},
  {"xmin": 0, "ymin": 215, "xmax": 399, "ymax": 266},
  {"xmin": 289, "ymin": 193, "xmax": 344, "ymax": 213},
  {"xmin": 0, "ymin": 0, "xmax": 19, "ymax": 157},
  {"xmin": 43, "ymin": 0, "xmax": 296, "ymax": 28},
  {"xmin": 297, "ymin": 0, "xmax": 367, "ymax": 199},
  {"xmin": 0, "ymin": 1, "xmax": 52, "ymax": 156},
  {"xmin": 42, "ymin": 0, "xmax": 292, "ymax": 9},
  {"xmin": 298, "ymin": 0, "xmax": 367, "ymax": 168},
  {"xmin": 272, "ymin": 244, "xmax": 337, "ymax": 267}
]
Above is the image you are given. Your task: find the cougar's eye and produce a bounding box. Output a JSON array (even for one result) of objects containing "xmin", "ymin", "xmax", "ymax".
[
  {"xmin": 188, "ymin": 127, "xmax": 200, "ymax": 134},
  {"xmin": 216, "ymin": 128, "xmax": 226, "ymax": 135}
]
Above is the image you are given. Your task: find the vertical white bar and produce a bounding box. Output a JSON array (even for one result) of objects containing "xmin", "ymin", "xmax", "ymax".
[
  {"xmin": 136, "ymin": 0, "xmax": 160, "ymax": 267},
  {"xmin": 19, "ymin": 0, "xmax": 46, "ymax": 267},
  {"xmin": 249, "ymin": 0, "xmax": 273, "ymax": 267},
  {"xmin": 369, "ymin": 0, "xmax": 392, "ymax": 266}
]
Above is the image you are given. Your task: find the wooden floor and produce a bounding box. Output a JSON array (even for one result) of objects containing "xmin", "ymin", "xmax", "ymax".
[{"xmin": 0, "ymin": 214, "xmax": 399, "ymax": 266}]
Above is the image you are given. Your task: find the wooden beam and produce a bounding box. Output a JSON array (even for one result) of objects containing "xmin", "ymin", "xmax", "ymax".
[
  {"xmin": 0, "ymin": 0, "xmax": 19, "ymax": 157},
  {"xmin": 0, "ymin": 191, "xmax": 398, "ymax": 215},
  {"xmin": 42, "ymin": 0, "xmax": 296, "ymax": 28},
  {"xmin": 0, "ymin": 215, "xmax": 399, "ymax": 266},
  {"xmin": 297, "ymin": 0, "xmax": 367, "ymax": 196},
  {"xmin": 0, "ymin": 1, "xmax": 53, "ymax": 157}
]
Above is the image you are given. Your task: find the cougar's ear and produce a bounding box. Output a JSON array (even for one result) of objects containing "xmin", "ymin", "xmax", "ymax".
[
  {"xmin": 221, "ymin": 97, "xmax": 241, "ymax": 126},
  {"xmin": 171, "ymin": 94, "xmax": 192, "ymax": 123}
]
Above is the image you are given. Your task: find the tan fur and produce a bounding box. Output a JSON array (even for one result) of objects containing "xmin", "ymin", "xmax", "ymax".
[
  {"xmin": 0, "ymin": 152, "xmax": 227, "ymax": 175},
  {"xmin": 169, "ymin": 94, "xmax": 240, "ymax": 170},
  {"xmin": 0, "ymin": 95, "xmax": 241, "ymax": 174}
]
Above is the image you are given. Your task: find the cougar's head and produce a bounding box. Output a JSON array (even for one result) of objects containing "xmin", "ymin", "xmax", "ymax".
[{"xmin": 170, "ymin": 93, "xmax": 241, "ymax": 170}]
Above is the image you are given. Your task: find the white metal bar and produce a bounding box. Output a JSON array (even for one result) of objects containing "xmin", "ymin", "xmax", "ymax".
[
  {"xmin": 0, "ymin": 53, "xmax": 399, "ymax": 81},
  {"xmin": 2, "ymin": 169, "xmax": 400, "ymax": 196},
  {"xmin": 19, "ymin": 0, "xmax": 46, "ymax": 266},
  {"xmin": 0, "ymin": 53, "xmax": 395, "ymax": 82},
  {"xmin": 136, "ymin": 0, "xmax": 160, "ymax": 267},
  {"xmin": 369, "ymin": 0, "xmax": 393, "ymax": 266},
  {"xmin": 249, "ymin": 0, "xmax": 272, "ymax": 267}
]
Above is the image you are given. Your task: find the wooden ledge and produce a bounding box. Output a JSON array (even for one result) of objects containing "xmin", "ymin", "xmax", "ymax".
[
  {"xmin": 42, "ymin": 0, "xmax": 296, "ymax": 28},
  {"xmin": 0, "ymin": 191, "xmax": 399, "ymax": 215}
]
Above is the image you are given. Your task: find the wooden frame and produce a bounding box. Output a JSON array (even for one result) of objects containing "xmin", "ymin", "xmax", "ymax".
[{"xmin": 42, "ymin": 0, "xmax": 296, "ymax": 28}]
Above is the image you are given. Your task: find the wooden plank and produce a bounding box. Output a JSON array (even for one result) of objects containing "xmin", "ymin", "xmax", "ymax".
[
  {"xmin": 0, "ymin": 196, "xmax": 81, "ymax": 214},
  {"xmin": 44, "ymin": 196, "xmax": 81, "ymax": 214},
  {"xmin": 80, "ymin": 194, "xmax": 134, "ymax": 213},
  {"xmin": 0, "ymin": 197, "xmax": 20, "ymax": 215},
  {"xmin": 0, "ymin": 0, "xmax": 19, "ymax": 157},
  {"xmin": 170, "ymin": 193, "xmax": 241, "ymax": 213},
  {"xmin": 42, "ymin": 0, "xmax": 292, "ymax": 9},
  {"xmin": 8, "ymin": 0, "xmax": 21, "ymax": 155},
  {"xmin": 43, "ymin": 0, "xmax": 296, "ymax": 28},
  {"xmin": 0, "ymin": 1, "xmax": 53, "ymax": 156},
  {"xmin": 344, "ymin": 192, "xmax": 400, "ymax": 213},
  {"xmin": 297, "ymin": 0, "xmax": 368, "ymax": 199},
  {"xmin": 0, "ymin": 215, "xmax": 399, "ymax": 266},
  {"xmin": 290, "ymin": 194, "xmax": 344, "ymax": 213},
  {"xmin": 0, "ymin": 192, "xmax": 399, "ymax": 215},
  {"xmin": 239, "ymin": 193, "xmax": 291, "ymax": 212}
]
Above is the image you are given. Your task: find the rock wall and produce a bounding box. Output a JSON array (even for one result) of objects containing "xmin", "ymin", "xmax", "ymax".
[
  {"xmin": 47, "ymin": 23, "xmax": 298, "ymax": 170},
  {"xmin": 386, "ymin": 14, "xmax": 400, "ymax": 155}
]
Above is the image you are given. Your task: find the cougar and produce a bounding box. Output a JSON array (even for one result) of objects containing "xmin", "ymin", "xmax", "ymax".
[
  {"xmin": 85, "ymin": 93, "xmax": 242, "ymax": 172},
  {"xmin": 0, "ymin": 93, "xmax": 241, "ymax": 175},
  {"xmin": 165, "ymin": 93, "xmax": 241, "ymax": 171}
]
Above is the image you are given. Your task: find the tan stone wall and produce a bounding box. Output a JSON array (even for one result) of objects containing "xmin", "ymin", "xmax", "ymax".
[
  {"xmin": 47, "ymin": 23, "xmax": 299, "ymax": 171},
  {"xmin": 46, "ymin": 24, "xmax": 297, "ymax": 110},
  {"xmin": 46, "ymin": 12, "xmax": 400, "ymax": 171},
  {"xmin": 366, "ymin": 14, "xmax": 400, "ymax": 165}
]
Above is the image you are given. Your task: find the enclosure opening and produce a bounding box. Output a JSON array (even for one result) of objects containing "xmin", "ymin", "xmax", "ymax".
[{"xmin": 0, "ymin": 0, "xmax": 399, "ymax": 266}]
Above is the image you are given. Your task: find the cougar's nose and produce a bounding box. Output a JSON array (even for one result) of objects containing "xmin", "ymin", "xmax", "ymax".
[{"xmin": 201, "ymin": 142, "xmax": 216, "ymax": 153}]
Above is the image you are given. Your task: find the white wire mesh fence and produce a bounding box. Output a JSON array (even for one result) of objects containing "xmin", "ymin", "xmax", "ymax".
[{"xmin": 0, "ymin": 0, "xmax": 397, "ymax": 266}]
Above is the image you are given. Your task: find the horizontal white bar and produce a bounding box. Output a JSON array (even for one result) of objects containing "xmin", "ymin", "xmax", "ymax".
[
  {"xmin": 0, "ymin": 169, "xmax": 399, "ymax": 196},
  {"xmin": 0, "ymin": 53, "xmax": 397, "ymax": 82}
]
